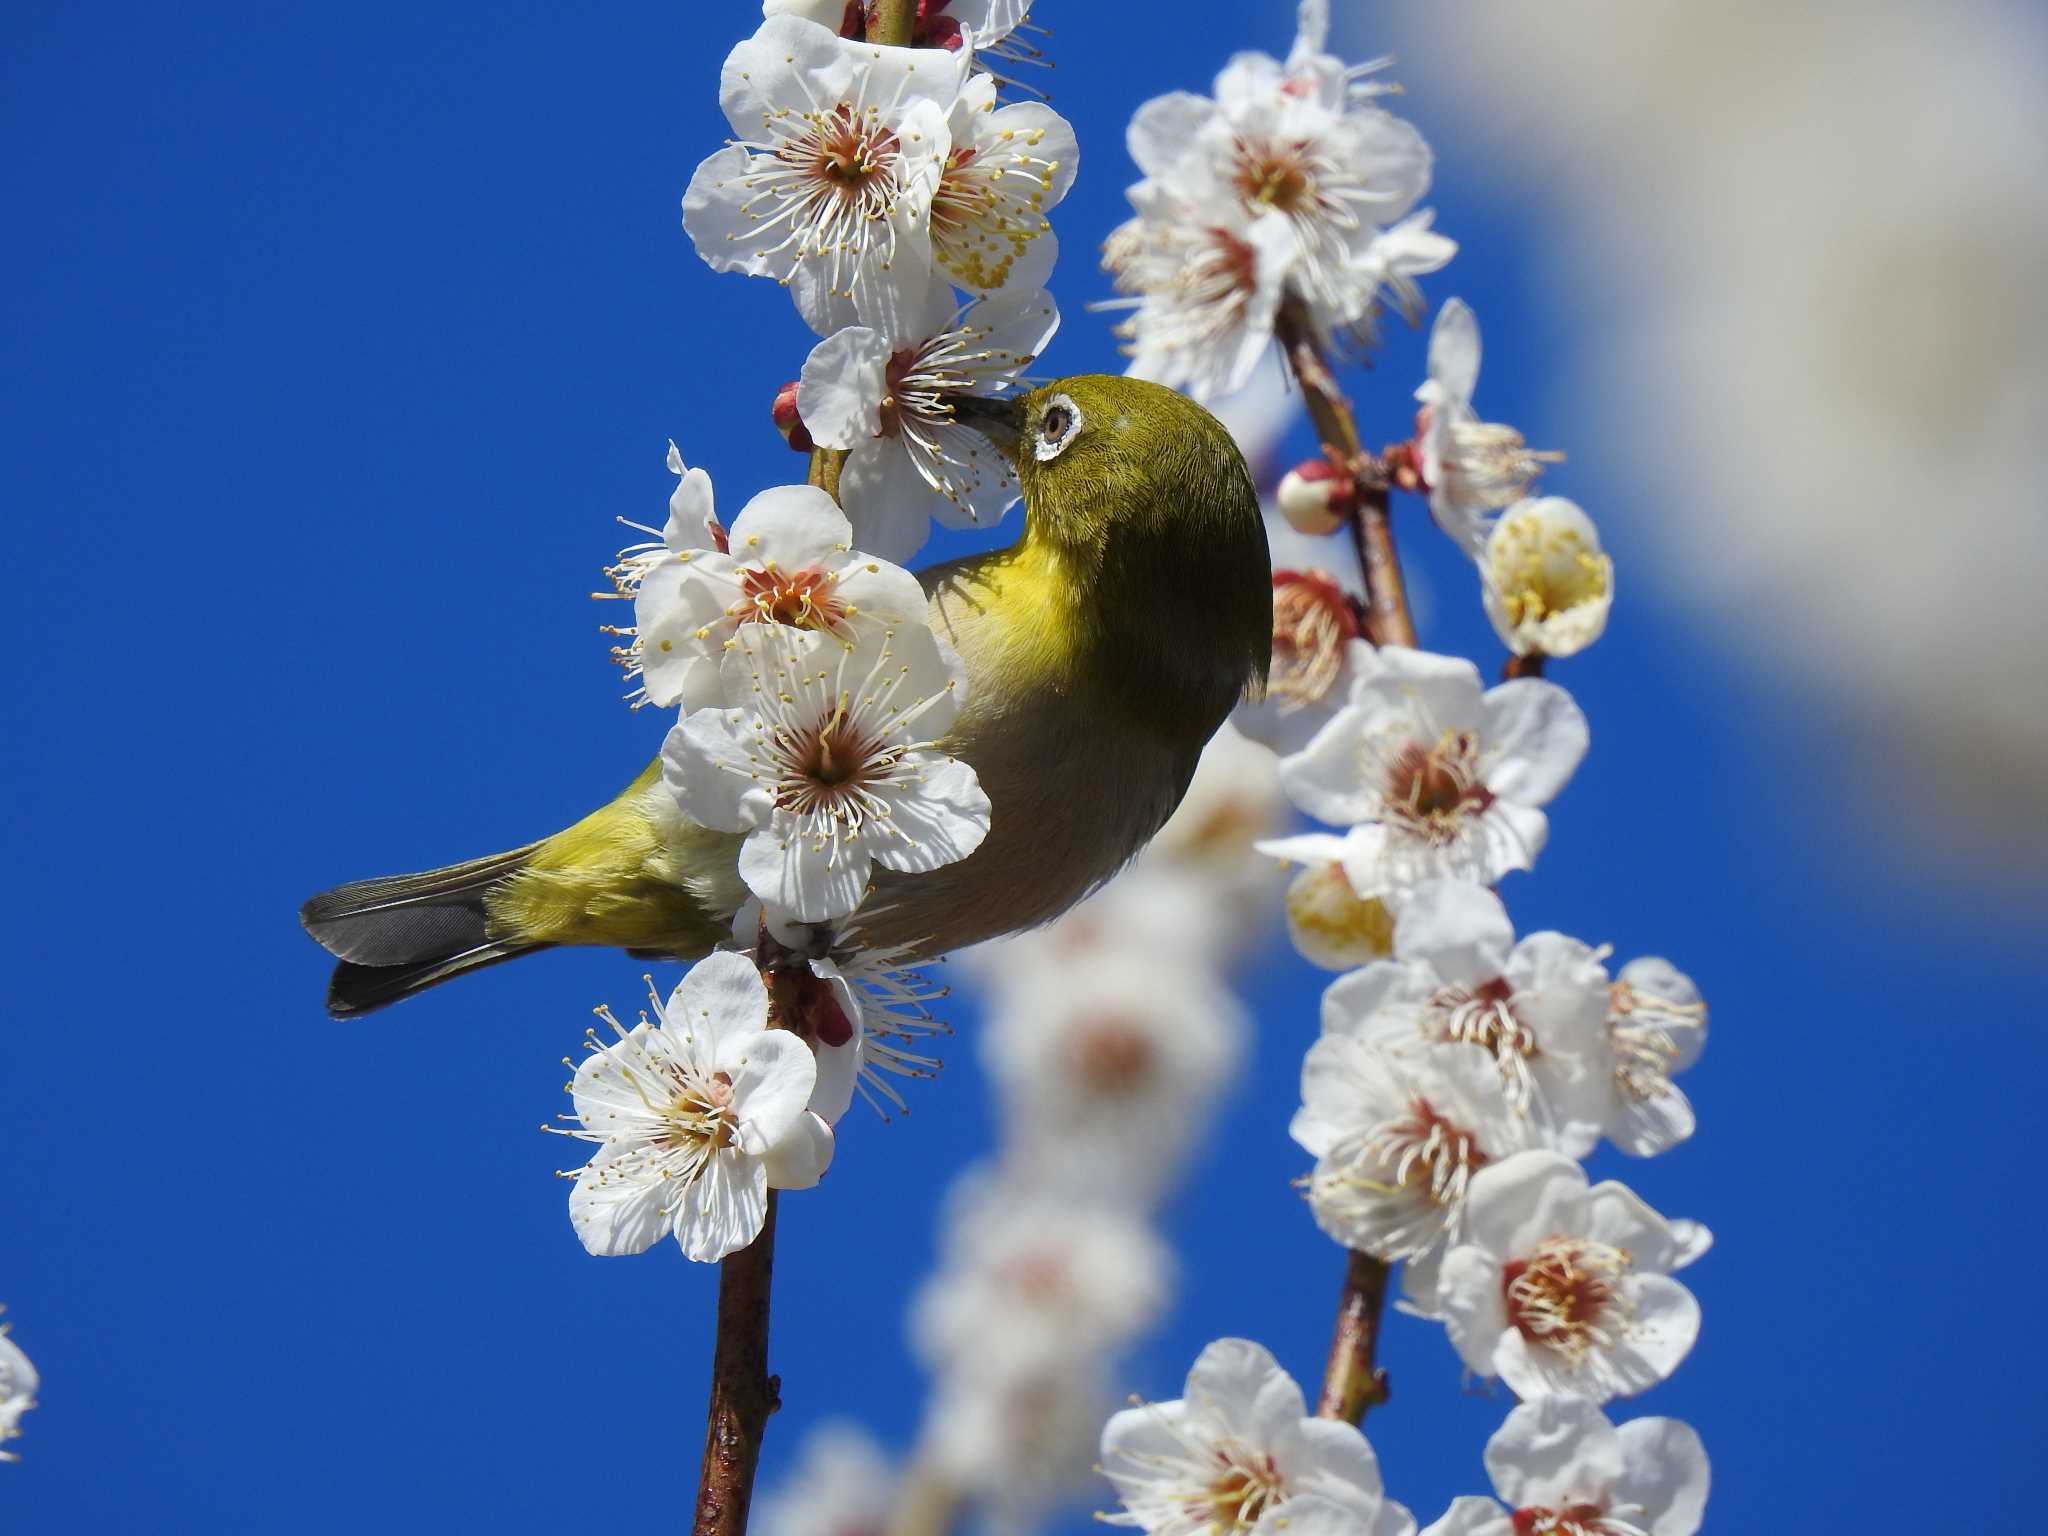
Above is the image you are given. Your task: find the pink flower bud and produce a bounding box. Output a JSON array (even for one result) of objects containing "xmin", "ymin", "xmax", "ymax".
[
  {"xmin": 1276, "ymin": 457, "xmax": 1353, "ymax": 535},
  {"xmin": 772, "ymin": 381, "xmax": 815, "ymax": 454}
]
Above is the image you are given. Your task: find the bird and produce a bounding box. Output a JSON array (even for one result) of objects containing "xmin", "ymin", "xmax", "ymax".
[{"xmin": 302, "ymin": 374, "xmax": 1273, "ymax": 1016}]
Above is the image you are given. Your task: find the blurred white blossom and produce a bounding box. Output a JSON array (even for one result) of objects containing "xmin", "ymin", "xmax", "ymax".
[
  {"xmin": 1420, "ymin": 1397, "xmax": 1709, "ymax": 1536},
  {"xmin": 1480, "ymin": 498, "xmax": 1612, "ymax": 661},
  {"xmin": 755, "ymin": 1421, "xmax": 898, "ymax": 1536},
  {"xmin": 0, "ymin": 1319, "xmax": 35, "ymax": 1463},
  {"xmin": 1100, "ymin": 1338, "xmax": 1415, "ymax": 1536},
  {"xmin": 1413, "ymin": 298, "xmax": 1559, "ymax": 554},
  {"xmin": 1233, "ymin": 567, "xmax": 1372, "ymax": 757}
]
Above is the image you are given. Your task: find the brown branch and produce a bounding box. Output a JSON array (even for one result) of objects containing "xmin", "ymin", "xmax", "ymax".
[
  {"xmin": 1502, "ymin": 651, "xmax": 1547, "ymax": 679},
  {"xmin": 1273, "ymin": 296, "xmax": 1416, "ymax": 649},
  {"xmin": 1315, "ymin": 1249, "xmax": 1391, "ymax": 1423},
  {"xmin": 693, "ymin": 1192, "xmax": 782, "ymax": 1536},
  {"xmin": 807, "ymin": 446, "xmax": 846, "ymax": 503}
]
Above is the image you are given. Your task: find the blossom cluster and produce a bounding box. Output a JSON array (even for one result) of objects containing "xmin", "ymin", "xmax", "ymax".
[
  {"xmin": 1093, "ymin": 11, "xmax": 1711, "ymax": 1536},
  {"xmin": 564, "ymin": 432, "xmax": 985, "ymax": 1265},
  {"xmin": 682, "ymin": 7, "xmax": 1078, "ymax": 560}
]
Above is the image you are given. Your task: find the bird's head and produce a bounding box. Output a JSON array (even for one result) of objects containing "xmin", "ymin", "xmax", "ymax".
[{"xmin": 951, "ymin": 374, "xmax": 1273, "ymax": 700}]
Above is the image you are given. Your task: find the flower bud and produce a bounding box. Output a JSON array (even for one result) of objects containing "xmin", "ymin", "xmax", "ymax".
[
  {"xmin": 1285, "ymin": 861, "xmax": 1395, "ymax": 971},
  {"xmin": 1276, "ymin": 457, "xmax": 1354, "ymax": 536},
  {"xmin": 772, "ymin": 380, "xmax": 815, "ymax": 454}
]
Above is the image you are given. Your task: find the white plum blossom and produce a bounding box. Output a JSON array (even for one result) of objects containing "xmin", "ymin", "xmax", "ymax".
[
  {"xmin": 1100, "ymin": 1338, "xmax": 1415, "ymax": 1536},
  {"xmin": 911, "ymin": 1182, "xmax": 1173, "ymax": 1383},
  {"xmin": 1595, "ymin": 957, "xmax": 1708, "ymax": 1157},
  {"xmin": 1268, "ymin": 645, "xmax": 1590, "ymax": 895},
  {"xmin": 923, "ymin": 1357, "xmax": 1114, "ymax": 1530},
  {"xmin": 1326, "ymin": 879, "xmax": 1612, "ymax": 1149},
  {"xmin": 665, "ymin": 621, "xmax": 990, "ymax": 923},
  {"xmin": 1481, "ymin": 498, "xmax": 1615, "ymax": 660},
  {"xmin": 765, "ymin": 0, "xmax": 1033, "ymax": 60},
  {"xmin": 1233, "ymin": 566, "xmax": 1374, "ymax": 757},
  {"xmin": 1281, "ymin": 848, "xmax": 1396, "ymax": 970},
  {"xmin": 682, "ymin": 15, "xmax": 969, "ymax": 336},
  {"xmin": 0, "ymin": 1319, "xmax": 35, "ymax": 1462},
  {"xmin": 1103, "ymin": 2, "xmax": 1451, "ymax": 398},
  {"xmin": 626, "ymin": 482, "xmax": 927, "ymax": 711},
  {"xmin": 755, "ymin": 1421, "xmax": 898, "ymax": 1536},
  {"xmin": 931, "ymin": 73, "xmax": 1076, "ymax": 297},
  {"xmin": 604, "ymin": 440, "xmax": 724, "ymax": 601},
  {"xmin": 1436, "ymin": 1152, "xmax": 1709, "ymax": 1404},
  {"xmin": 980, "ymin": 944, "xmax": 1246, "ymax": 1207},
  {"xmin": 1420, "ymin": 1398, "xmax": 1709, "ymax": 1536},
  {"xmin": 557, "ymin": 954, "xmax": 833, "ymax": 1263},
  {"xmin": 1414, "ymin": 299, "xmax": 1561, "ymax": 553},
  {"xmin": 800, "ymin": 281, "xmax": 1058, "ymax": 559},
  {"xmin": 1292, "ymin": 1038, "xmax": 1540, "ymax": 1264}
]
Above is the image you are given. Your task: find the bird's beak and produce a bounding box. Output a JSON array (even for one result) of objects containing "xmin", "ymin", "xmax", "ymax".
[{"xmin": 946, "ymin": 393, "xmax": 1026, "ymax": 462}]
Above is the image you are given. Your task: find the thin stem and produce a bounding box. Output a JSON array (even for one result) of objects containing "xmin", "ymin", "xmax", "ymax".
[
  {"xmin": 1273, "ymin": 296, "xmax": 1417, "ymax": 649},
  {"xmin": 1316, "ymin": 1250, "xmax": 1391, "ymax": 1423},
  {"xmin": 693, "ymin": 1192, "xmax": 781, "ymax": 1536},
  {"xmin": 1502, "ymin": 651, "xmax": 1547, "ymax": 679},
  {"xmin": 807, "ymin": 445, "xmax": 847, "ymax": 502},
  {"xmin": 869, "ymin": 0, "xmax": 918, "ymax": 45}
]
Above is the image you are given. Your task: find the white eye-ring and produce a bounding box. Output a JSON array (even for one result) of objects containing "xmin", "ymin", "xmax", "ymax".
[{"xmin": 1034, "ymin": 393, "xmax": 1084, "ymax": 462}]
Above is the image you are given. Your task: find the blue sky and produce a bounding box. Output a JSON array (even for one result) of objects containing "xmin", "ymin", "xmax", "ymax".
[{"xmin": 4, "ymin": 1, "xmax": 2044, "ymax": 1530}]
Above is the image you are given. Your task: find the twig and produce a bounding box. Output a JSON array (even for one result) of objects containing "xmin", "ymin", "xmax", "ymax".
[
  {"xmin": 1273, "ymin": 297, "xmax": 1417, "ymax": 648},
  {"xmin": 807, "ymin": 446, "xmax": 846, "ymax": 502},
  {"xmin": 1502, "ymin": 651, "xmax": 1547, "ymax": 679},
  {"xmin": 1315, "ymin": 1249, "xmax": 1391, "ymax": 1423},
  {"xmin": 869, "ymin": 0, "xmax": 919, "ymax": 45},
  {"xmin": 693, "ymin": 1192, "xmax": 782, "ymax": 1536}
]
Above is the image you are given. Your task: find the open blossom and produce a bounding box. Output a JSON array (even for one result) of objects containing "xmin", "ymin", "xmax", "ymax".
[
  {"xmin": 765, "ymin": 0, "xmax": 1032, "ymax": 58},
  {"xmin": 800, "ymin": 282, "xmax": 1058, "ymax": 559},
  {"xmin": 911, "ymin": 1182, "xmax": 1172, "ymax": 1381},
  {"xmin": 755, "ymin": 1421, "xmax": 898, "ymax": 1536},
  {"xmin": 1268, "ymin": 645, "xmax": 1590, "ymax": 895},
  {"xmin": 626, "ymin": 482, "xmax": 928, "ymax": 711},
  {"xmin": 1293, "ymin": 1040, "xmax": 1540, "ymax": 1264},
  {"xmin": 1326, "ymin": 879, "xmax": 1612, "ymax": 1149},
  {"xmin": 1414, "ymin": 298, "xmax": 1562, "ymax": 553},
  {"xmin": 931, "ymin": 73, "xmax": 1076, "ymax": 296},
  {"xmin": 1436, "ymin": 1152, "xmax": 1710, "ymax": 1404},
  {"xmin": 0, "ymin": 1319, "xmax": 35, "ymax": 1462},
  {"xmin": 1481, "ymin": 498, "xmax": 1614, "ymax": 659},
  {"xmin": 1101, "ymin": 1338, "xmax": 1415, "ymax": 1536},
  {"xmin": 558, "ymin": 954, "xmax": 833, "ymax": 1263},
  {"xmin": 667, "ymin": 621, "xmax": 988, "ymax": 923},
  {"xmin": 1104, "ymin": 3, "xmax": 1449, "ymax": 398},
  {"xmin": 1595, "ymin": 957, "xmax": 1708, "ymax": 1157},
  {"xmin": 980, "ymin": 944, "xmax": 1246, "ymax": 1207},
  {"xmin": 604, "ymin": 440, "xmax": 725, "ymax": 601},
  {"xmin": 682, "ymin": 15, "xmax": 969, "ymax": 336},
  {"xmin": 1233, "ymin": 567, "xmax": 1374, "ymax": 756},
  {"xmin": 1421, "ymin": 1398, "xmax": 1709, "ymax": 1536}
]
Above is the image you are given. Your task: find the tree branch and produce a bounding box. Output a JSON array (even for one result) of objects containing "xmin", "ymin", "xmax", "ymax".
[
  {"xmin": 1315, "ymin": 1249, "xmax": 1391, "ymax": 1424},
  {"xmin": 869, "ymin": 0, "xmax": 919, "ymax": 46},
  {"xmin": 1273, "ymin": 297, "xmax": 1417, "ymax": 649},
  {"xmin": 693, "ymin": 1192, "xmax": 782, "ymax": 1536}
]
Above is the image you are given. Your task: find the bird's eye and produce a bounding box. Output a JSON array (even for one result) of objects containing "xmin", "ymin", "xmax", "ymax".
[{"xmin": 1034, "ymin": 394, "xmax": 1084, "ymax": 462}]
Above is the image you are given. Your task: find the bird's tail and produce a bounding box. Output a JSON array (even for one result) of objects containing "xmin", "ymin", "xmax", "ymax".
[{"xmin": 300, "ymin": 844, "xmax": 551, "ymax": 1018}]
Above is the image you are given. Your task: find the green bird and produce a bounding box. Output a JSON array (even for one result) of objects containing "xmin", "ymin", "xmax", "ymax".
[{"xmin": 302, "ymin": 374, "xmax": 1272, "ymax": 1016}]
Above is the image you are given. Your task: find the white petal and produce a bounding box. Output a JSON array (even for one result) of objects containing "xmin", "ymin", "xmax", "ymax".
[
  {"xmin": 799, "ymin": 328, "xmax": 891, "ymax": 447},
  {"xmin": 1613, "ymin": 1416, "xmax": 1711, "ymax": 1536},
  {"xmin": 869, "ymin": 756, "xmax": 991, "ymax": 874},
  {"xmin": 1462, "ymin": 1151, "xmax": 1590, "ymax": 1258},
  {"xmin": 1184, "ymin": 1337, "xmax": 1302, "ymax": 1447},
  {"xmin": 1583, "ymin": 1179, "xmax": 1695, "ymax": 1273},
  {"xmin": 672, "ymin": 1151, "xmax": 770, "ymax": 1264},
  {"xmin": 1479, "ymin": 680, "xmax": 1589, "ymax": 807},
  {"xmin": 727, "ymin": 483, "xmax": 857, "ymax": 569},
  {"xmin": 1394, "ymin": 879, "xmax": 1515, "ymax": 985},
  {"xmin": 1435, "ymin": 1244, "xmax": 1508, "ymax": 1376},
  {"xmin": 718, "ymin": 1026, "xmax": 818, "ymax": 1153},
  {"xmin": 665, "ymin": 710, "xmax": 775, "ymax": 833},
  {"xmin": 1418, "ymin": 1496, "xmax": 1510, "ymax": 1536},
  {"xmin": 1484, "ymin": 1396, "xmax": 1623, "ymax": 1509},
  {"xmin": 669, "ymin": 950, "xmax": 771, "ymax": 1065},
  {"xmin": 837, "ymin": 438, "xmax": 939, "ymax": 563},
  {"xmin": 740, "ymin": 824, "xmax": 873, "ymax": 924},
  {"xmin": 1426, "ymin": 297, "xmax": 1482, "ymax": 404},
  {"xmin": 1127, "ymin": 91, "xmax": 1218, "ymax": 179},
  {"xmin": 1609, "ymin": 1275, "xmax": 1702, "ymax": 1394},
  {"xmin": 568, "ymin": 1149, "xmax": 674, "ymax": 1257},
  {"xmin": 1288, "ymin": 1415, "xmax": 1387, "ymax": 1500}
]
